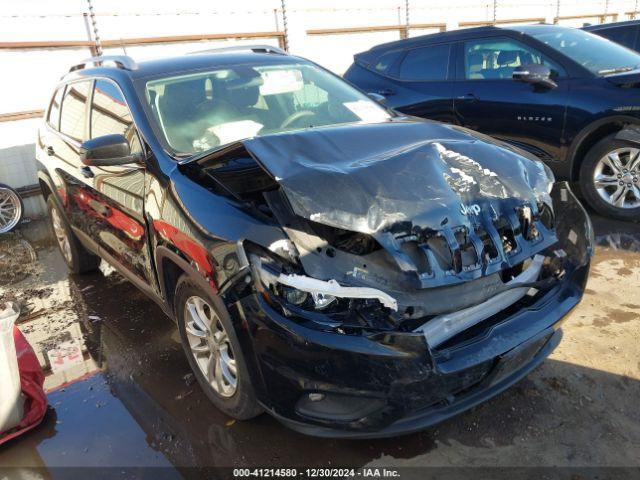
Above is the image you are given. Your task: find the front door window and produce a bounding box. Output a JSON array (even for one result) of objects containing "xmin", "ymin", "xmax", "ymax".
[{"xmin": 463, "ymin": 38, "xmax": 564, "ymax": 80}]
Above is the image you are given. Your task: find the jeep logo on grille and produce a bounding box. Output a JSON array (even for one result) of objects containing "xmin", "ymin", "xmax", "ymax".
[{"xmin": 460, "ymin": 203, "xmax": 481, "ymax": 216}]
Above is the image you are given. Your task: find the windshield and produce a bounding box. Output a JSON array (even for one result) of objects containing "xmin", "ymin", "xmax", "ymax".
[
  {"xmin": 527, "ymin": 27, "xmax": 640, "ymax": 76},
  {"xmin": 144, "ymin": 62, "xmax": 391, "ymax": 155}
]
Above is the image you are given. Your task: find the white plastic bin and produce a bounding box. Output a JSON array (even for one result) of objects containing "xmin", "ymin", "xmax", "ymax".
[{"xmin": 0, "ymin": 302, "xmax": 24, "ymax": 434}]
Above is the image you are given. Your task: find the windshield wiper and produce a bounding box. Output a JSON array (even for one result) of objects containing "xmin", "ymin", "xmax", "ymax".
[{"xmin": 598, "ymin": 66, "xmax": 635, "ymax": 75}]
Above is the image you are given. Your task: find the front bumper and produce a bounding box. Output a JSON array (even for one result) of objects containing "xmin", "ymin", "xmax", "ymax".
[
  {"xmin": 273, "ymin": 328, "xmax": 563, "ymax": 438},
  {"xmin": 230, "ymin": 183, "xmax": 592, "ymax": 438}
]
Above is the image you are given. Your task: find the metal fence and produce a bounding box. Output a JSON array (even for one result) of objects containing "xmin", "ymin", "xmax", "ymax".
[{"xmin": 0, "ymin": 0, "xmax": 638, "ymax": 219}]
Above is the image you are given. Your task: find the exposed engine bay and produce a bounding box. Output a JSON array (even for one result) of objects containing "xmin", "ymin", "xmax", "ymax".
[{"xmin": 182, "ymin": 120, "xmax": 591, "ymax": 350}]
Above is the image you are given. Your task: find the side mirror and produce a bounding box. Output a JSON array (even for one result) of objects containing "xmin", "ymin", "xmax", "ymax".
[
  {"xmin": 366, "ymin": 92, "xmax": 387, "ymax": 104},
  {"xmin": 512, "ymin": 64, "xmax": 557, "ymax": 89},
  {"xmin": 79, "ymin": 134, "xmax": 140, "ymax": 167}
]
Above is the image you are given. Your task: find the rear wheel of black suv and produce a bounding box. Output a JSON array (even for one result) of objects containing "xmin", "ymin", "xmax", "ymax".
[
  {"xmin": 174, "ymin": 274, "xmax": 263, "ymax": 420},
  {"xmin": 580, "ymin": 133, "xmax": 640, "ymax": 221},
  {"xmin": 47, "ymin": 196, "xmax": 101, "ymax": 273}
]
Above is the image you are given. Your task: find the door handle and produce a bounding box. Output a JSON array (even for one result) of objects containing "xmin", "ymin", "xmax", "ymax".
[
  {"xmin": 79, "ymin": 166, "xmax": 94, "ymax": 178},
  {"xmin": 457, "ymin": 93, "xmax": 479, "ymax": 102},
  {"xmin": 46, "ymin": 146, "xmax": 55, "ymax": 156},
  {"xmin": 377, "ymin": 88, "xmax": 396, "ymax": 96}
]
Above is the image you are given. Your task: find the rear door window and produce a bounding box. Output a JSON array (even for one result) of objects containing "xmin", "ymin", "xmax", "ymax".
[
  {"xmin": 47, "ymin": 87, "xmax": 64, "ymax": 130},
  {"xmin": 60, "ymin": 81, "xmax": 91, "ymax": 141},
  {"xmin": 91, "ymin": 79, "xmax": 142, "ymax": 153},
  {"xmin": 398, "ymin": 44, "xmax": 450, "ymax": 81}
]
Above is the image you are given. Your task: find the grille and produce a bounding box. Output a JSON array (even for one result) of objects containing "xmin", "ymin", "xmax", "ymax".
[{"xmin": 381, "ymin": 202, "xmax": 557, "ymax": 289}]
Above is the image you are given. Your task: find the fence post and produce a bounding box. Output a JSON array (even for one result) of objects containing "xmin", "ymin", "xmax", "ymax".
[
  {"xmin": 82, "ymin": 13, "xmax": 98, "ymax": 56},
  {"xmin": 398, "ymin": 7, "xmax": 407, "ymax": 39},
  {"xmin": 280, "ymin": 0, "xmax": 289, "ymax": 52},
  {"xmin": 405, "ymin": 0, "xmax": 410, "ymax": 38},
  {"xmin": 86, "ymin": 0, "xmax": 102, "ymax": 56}
]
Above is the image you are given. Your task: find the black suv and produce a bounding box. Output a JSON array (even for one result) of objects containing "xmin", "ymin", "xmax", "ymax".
[
  {"xmin": 583, "ymin": 20, "xmax": 640, "ymax": 52},
  {"xmin": 37, "ymin": 48, "xmax": 591, "ymax": 437},
  {"xmin": 345, "ymin": 24, "xmax": 640, "ymax": 221}
]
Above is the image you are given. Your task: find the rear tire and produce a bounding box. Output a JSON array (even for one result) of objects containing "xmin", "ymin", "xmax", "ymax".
[
  {"xmin": 46, "ymin": 196, "xmax": 100, "ymax": 274},
  {"xmin": 174, "ymin": 274, "xmax": 262, "ymax": 420},
  {"xmin": 580, "ymin": 134, "xmax": 640, "ymax": 221}
]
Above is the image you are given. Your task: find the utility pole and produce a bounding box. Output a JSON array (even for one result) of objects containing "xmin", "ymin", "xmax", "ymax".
[
  {"xmin": 493, "ymin": 0, "xmax": 497, "ymax": 24},
  {"xmin": 555, "ymin": 0, "xmax": 561, "ymax": 24},
  {"xmin": 86, "ymin": 0, "xmax": 102, "ymax": 56}
]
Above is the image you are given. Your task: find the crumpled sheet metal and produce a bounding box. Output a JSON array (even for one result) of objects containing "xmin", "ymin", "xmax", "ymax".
[{"xmin": 244, "ymin": 120, "xmax": 552, "ymax": 235}]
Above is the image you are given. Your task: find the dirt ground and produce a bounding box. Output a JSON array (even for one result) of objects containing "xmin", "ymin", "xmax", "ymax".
[{"xmin": 0, "ymin": 213, "xmax": 638, "ymax": 478}]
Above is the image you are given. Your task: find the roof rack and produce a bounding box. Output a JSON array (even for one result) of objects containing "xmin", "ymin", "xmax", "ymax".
[
  {"xmin": 189, "ymin": 44, "xmax": 287, "ymax": 56},
  {"xmin": 69, "ymin": 55, "xmax": 138, "ymax": 73}
]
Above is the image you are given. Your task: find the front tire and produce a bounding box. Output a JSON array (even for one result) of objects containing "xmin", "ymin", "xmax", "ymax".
[
  {"xmin": 174, "ymin": 275, "xmax": 262, "ymax": 420},
  {"xmin": 580, "ymin": 134, "xmax": 640, "ymax": 221},
  {"xmin": 46, "ymin": 196, "xmax": 100, "ymax": 273}
]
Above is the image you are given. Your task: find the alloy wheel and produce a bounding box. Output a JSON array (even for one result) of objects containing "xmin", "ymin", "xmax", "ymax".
[
  {"xmin": 0, "ymin": 186, "xmax": 22, "ymax": 233},
  {"xmin": 184, "ymin": 295, "xmax": 238, "ymax": 398},
  {"xmin": 593, "ymin": 147, "xmax": 640, "ymax": 209},
  {"xmin": 50, "ymin": 206, "xmax": 72, "ymax": 263}
]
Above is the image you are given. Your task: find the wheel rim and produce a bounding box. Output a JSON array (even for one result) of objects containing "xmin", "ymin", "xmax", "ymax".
[
  {"xmin": 593, "ymin": 147, "xmax": 640, "ymax": 209},
  {"xmin": 50, "ymin": 206, "xmax": 72, "ymax": 263},
  {"xmin": 0, "ymin": 187, "xmax": 22, "ymax": 233},
  {"xmin": 184, "ymin": 295, "xmax": 237, "ymax": 398}
]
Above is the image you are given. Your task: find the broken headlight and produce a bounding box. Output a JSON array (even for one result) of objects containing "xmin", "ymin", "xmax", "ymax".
[
  {"xmin": 281, "ymin": 286, "xmax": 310, "ymax": 306},
  {"xmin": 258, "ymin": 266, "xmax": 397, "ymax": 311},
  {"xmin": 281, "ymin": 287, "xmax": 340, "ymax": 310},
  {"xmin": 251, "ymin": 254, "xmax": 398, "ymax": 331}
]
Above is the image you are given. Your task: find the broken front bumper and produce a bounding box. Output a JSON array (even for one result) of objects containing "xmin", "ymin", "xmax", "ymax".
[{"xmin": 231, "ymin": 183, "xmax": 592, "ymax": 438}]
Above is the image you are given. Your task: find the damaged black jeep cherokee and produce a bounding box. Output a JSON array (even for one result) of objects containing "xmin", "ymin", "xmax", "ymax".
[{"xmin": 37, "ymin": 47, "xmax": 593, "ymax": 438}]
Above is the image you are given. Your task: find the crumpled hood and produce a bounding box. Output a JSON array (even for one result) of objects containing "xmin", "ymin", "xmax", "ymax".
[{"xmin": 243, "ymin": 120, "xmax": 552, "ymax": 235}]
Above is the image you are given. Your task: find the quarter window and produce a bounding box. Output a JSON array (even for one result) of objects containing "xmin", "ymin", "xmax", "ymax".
[
  {"xmin": 47, "ymin": 87, "xmax": 64, "ymax": 130},
  {"xmin": 374, "ymin": 50, "xmax": 403, "ymax": 74},
  {"xmin": 398, "ymin": 44, "xmax": 450, "ymax": 81},
  {"xmin": 463, "ymin": 38, "xmax": 564, "ymax": 80},
  {"xmin": 91, "ymin": 80, "xmax": 141, "ymax": 153},
  {"xmin": 60, "ymin": 81, "xmax": 91, "ymax": 141}
]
